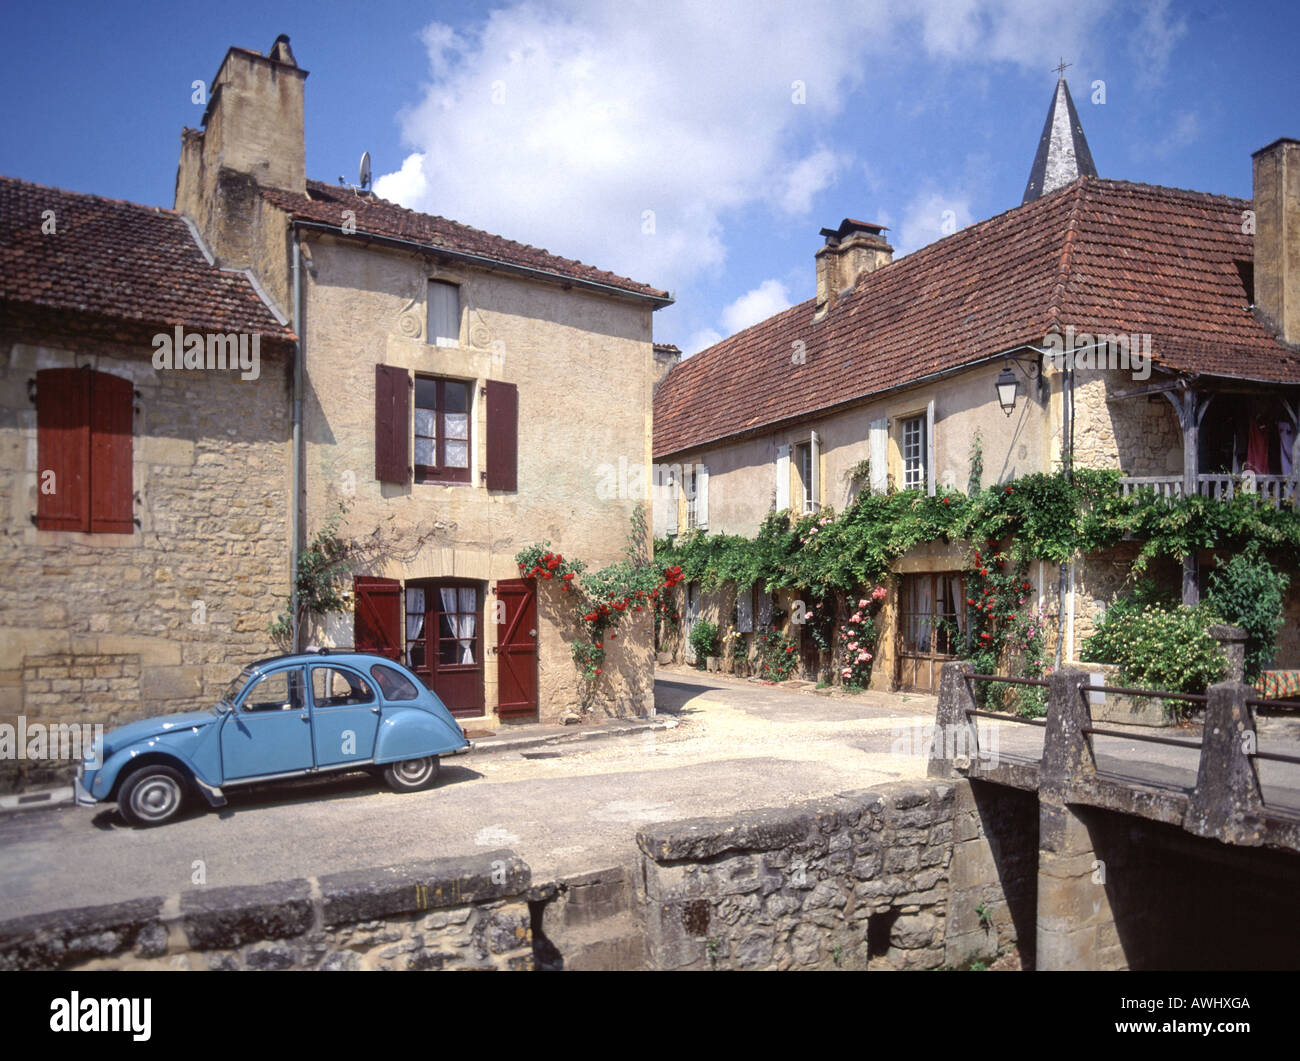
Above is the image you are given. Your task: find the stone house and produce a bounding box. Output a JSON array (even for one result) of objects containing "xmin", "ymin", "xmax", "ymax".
[
  {"xmin": 0, "ymin": 176, "xmax": 297, "ymax": 791},
  {"xmin": 653, "ymin": 79, "xmax": 1300, "ymax": 691},
  {"xmin": 173, "ymin": 37, "xmax": 671, "ymax": 725},
  {"xmin": 0, "ymin": 32, "xmax": 671, "ymax": 793}
]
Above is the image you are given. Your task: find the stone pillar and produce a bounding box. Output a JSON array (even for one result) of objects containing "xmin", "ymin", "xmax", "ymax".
[
  {"xmin": 1035, "ymin": 666, "xmax": 1122, "ymax": 968},
  {"xmin": 1186, "ymin": 680, "xmax": 1265, "ymax": 844},
  {"xmin": 1209, "ymin": 624, "xmax": 1247, "ymax": 683},
  {"xmin": 929, "ymin": 661, "xmax": 979, "ymax": 779}
]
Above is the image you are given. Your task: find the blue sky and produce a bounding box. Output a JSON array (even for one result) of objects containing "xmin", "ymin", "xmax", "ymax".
[{"xmin": 2, "ymin": 1, "xmax": 1297, "ymax": 354}]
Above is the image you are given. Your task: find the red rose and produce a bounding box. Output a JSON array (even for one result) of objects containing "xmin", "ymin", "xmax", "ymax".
[
  {"xmin": 595, "ymin": 641, "xmax": 603, "ymax": 648},
  {"xmin": 595, "ymin": 668, "xmax": 602, "ymax": 675},
  {"xmin": 562, "ymin": 572, "xmax": 575, "ymax": 581},
  {"xmin": 609, "ymin": 633, "xmax": 617, "ymax": 640}
]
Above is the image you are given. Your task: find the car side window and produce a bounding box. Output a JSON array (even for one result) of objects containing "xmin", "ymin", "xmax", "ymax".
[
  {"xmin": 311, "ymin": 667, "xmax": 375, "ymax": 708},
  {"xmin": 370, "ymin": 664, "xmax": 420, "ymax": 702},
  {"xmin": 242, "ymin": 670, "xmax": 303, "ymax": 712}
]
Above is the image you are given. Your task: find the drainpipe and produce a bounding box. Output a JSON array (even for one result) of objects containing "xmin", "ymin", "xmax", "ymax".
[
  {"xmin": 1054, "ymin": 363, "xmax": 1074, "ymax": 669},
  {"xmin": 290, "ymin": 229, "xmax": 305, "ymax": 651}
]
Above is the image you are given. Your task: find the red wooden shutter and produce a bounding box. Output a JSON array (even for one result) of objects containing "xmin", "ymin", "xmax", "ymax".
[
  {"xmin": 374, "ymin": 364, "xmax": 411, "ymax": 483},
  {"xmin": 485, "ymin": 380, "xmax": 518, "ymax": 491},
  {"xmin": 35, "ymin": 368, "xmax": 90, "ymax": 531},
  {"xmin": 353, "ymin": 576, "xmax": 403, "ymax": 660},
  {"xmin": 90, "ymin": 372, "xmax": 134, "ymax": 533}
]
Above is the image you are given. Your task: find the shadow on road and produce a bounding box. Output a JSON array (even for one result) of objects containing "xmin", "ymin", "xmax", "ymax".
[{"xmin": 654, "ymin": 677, "xmax": 718, "ymax": 716}]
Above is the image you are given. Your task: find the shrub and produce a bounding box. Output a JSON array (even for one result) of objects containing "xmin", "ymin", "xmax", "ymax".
[
  {"xmin": 688, "ymin": 619, "xmax": 719, "ymax": 663},
  {"xmin": 754, "ymin": 626, "xmax": 799, "ymax": 681},
  {"xmin": 1081, "ymin": 595, "xmax": 1226, "ymax": 716},
  {"xmin": 1204, "ymin": 546, "xmax": 1290, "ymax": 681}
]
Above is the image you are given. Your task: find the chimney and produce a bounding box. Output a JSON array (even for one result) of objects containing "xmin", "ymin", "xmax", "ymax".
[
  {"xmin": 175, "ymin": 36, "xmax": 308, "ymax": 274},
  {"xmin": 1252, "ymin": 138, "xmax": 1300, "ymax": 345},
  {"xmin": 814, "ymin": 219, "xmax": 893, "ymax": 319}
]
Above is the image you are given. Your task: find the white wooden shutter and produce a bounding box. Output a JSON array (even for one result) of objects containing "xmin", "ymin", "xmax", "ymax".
[
  {"xmin": 809, "ymin": 430, "xmax": 820, "ymax": 510},
  {"xmin": 736, "ymin": 585, "xmax": 754, "ymax": 632},
  {"xmin": 776, "ymin": 444, "xmax": 791, "ymax": 510},
  {"xmin": 925, "ymin": 398, "xmax": 936, "ymax": 497},
  {"xmin": 869, "ymin": 418, "xmax": 888, "ymax": 494},
  {"xmin": 696, "ymin": 465, "xmax": 709, "ymax": 529},
  {"xmin": 666, "ymin": 467, "xmax": 678, "ymax": 534}
]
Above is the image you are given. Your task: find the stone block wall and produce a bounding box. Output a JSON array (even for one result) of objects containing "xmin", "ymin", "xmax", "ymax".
[
  {"xmin": 0, "ymin": 852, "xmax": 534, "ymax": 972},
  {"xmin": 635, "ymin": 779, "xmax": 1026, "ymax": 971},
  {"xmin": 0, "ymin": 339, "xmax": 293, "ymax": 791}
]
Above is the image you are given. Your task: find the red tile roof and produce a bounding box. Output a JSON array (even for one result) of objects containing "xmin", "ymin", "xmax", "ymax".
[
  {"xmin": 0, "ymin": 176, "xmax": 293, "ymax": 342},
  {"xmin": 654, "ymin": 177, "xmax": 1300, "ymax": 458},
  {"xmin": 261, "ymin": 180, "xmax": 672, "ymax": 303}
]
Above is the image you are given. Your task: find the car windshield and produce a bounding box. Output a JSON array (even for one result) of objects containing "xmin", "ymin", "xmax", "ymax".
[{"xmin": 216, "ymin": 666, "xmax": 259, "ymax": 711}]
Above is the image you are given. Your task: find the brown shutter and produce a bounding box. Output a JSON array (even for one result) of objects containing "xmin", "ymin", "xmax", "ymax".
[
  {"xmin": 353, "ymin": 576, "xmax": 403, "ymax": 661},
  {"xmin": 374, "ymin": 364, "xmax": 410, "ymax": 483},
  {"xmin": 90, "ymin": 372, "xmax": 134, "ymax": 533},
  {"xmin": 36, "ymin": 368, "xmax": 91, "ymax": 531},
  {"xmin": 485, "ymin": 380, "xmax": 517, "ymax": 491}
]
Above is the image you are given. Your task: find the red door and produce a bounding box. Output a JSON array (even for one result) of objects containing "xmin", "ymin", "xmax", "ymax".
[{"xmin": 496, "ymin": 578, "xmax": 538, "ymax": 721}]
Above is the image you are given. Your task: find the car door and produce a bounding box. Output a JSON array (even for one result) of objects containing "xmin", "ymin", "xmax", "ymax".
[
  {"xmin": 309, "ymin": 664, "xmax": 381, "ymax": 768},
  {"xmin": 220, "ymin": 666, "xmax": 315, "ymax": 780}
]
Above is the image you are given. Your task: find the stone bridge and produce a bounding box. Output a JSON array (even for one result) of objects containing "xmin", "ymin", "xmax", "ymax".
[{"xmin": 931, "ymin": 658, "xmax": 1300, "ymax": 969}]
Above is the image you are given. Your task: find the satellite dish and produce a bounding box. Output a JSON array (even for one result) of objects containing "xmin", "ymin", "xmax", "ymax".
[{"xmin": 359, "ymin": 151, "xmax": 372, "ymax": 191}]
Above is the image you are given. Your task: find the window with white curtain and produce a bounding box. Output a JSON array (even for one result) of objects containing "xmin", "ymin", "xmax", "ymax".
[
  {"xmin": 427, "ymin": 280, "xmax": 460, "ymax": 346},
  {"xmin": 439, "ymin": 586, "xmax": 478, "ymax": 664},
  {"xmin": 405, "ymin": 587, "xmax": 425, "ymax": 669}
]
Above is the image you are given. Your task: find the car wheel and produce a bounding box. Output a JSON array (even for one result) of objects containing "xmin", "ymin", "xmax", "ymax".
[
  {"xmin": 118, "ymin": 765, "xmax": 188, "ymax": 827},
  {"xmin": 382, "ymin": 756, "xmax": 440, "ymax": 792}
]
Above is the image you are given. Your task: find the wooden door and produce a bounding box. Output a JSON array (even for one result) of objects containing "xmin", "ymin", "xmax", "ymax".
[
  {"xmin": 895, "ymin": 573, "xmax": 965, "ymax": 693},
  {"xmin": 409, "ymin": 581, "xmax": 484, "ymax": 717},
  {"xmin": 495, "ymin": 578, "xmax": 538, "ymax": 720}
]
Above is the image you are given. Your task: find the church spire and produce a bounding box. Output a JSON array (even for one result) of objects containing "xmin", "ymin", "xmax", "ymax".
[{"xmin": 1022, "ymin": 71, "xmax": 1097, "ymax": 204}]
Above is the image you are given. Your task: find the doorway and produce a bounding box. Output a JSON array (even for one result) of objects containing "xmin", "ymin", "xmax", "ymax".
[
  {"xmin": 896, "ymin": 572, "xmax": 966, "ymax": 693},
  {"xmin": 405, "ymin": 580, "xmax": 485, "ymax": 716}
]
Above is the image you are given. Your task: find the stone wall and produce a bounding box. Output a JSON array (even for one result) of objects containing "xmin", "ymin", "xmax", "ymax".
[
  {"xmin": 635, "ymin": 779, "xmax": 1027, "ymax": 970},
  {"xmin": 0, "ymin": 339, "xmax": 293, "ymax": 792},
  {"xmin": 0, "ymin": 852, "xmax": 534, "ymax": 972}
]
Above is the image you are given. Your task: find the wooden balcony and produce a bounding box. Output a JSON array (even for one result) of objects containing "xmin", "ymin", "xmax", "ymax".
[{"xmin": 1119, "ymin": 473, "xmax": 1298, "ymax": 506}]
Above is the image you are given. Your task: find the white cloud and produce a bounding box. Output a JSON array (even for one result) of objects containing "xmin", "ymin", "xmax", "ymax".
[
  {"xmin": 896, "ymin": 190, "xmax": 975, "ymax": 256},
  {"xmin": 1150, "ymin": 110, "xmax": 1200, "ymax": 157},
  {"xmin": 374, "ymin": 0, "xmax": 1129, "ymax": 297},
  {"xmin": 1130, "ymin": 0, "xmax": 1188, "ymax": 87},
  {"xmin": 777, "ymin": 148, "xmax": 843, "ymax": 215},
  {"xmin": 721, "ymin": 279, "xmax": 793, "ymax": 335}
]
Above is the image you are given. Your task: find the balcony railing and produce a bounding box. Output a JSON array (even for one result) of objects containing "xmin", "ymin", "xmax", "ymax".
[{"xmin": 1119, "ymin": 473, "xmax": 1298, "ymax": 506}]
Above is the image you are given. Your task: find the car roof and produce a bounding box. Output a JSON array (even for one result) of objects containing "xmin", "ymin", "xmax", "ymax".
[{"xmin": 245, "ymin": 650, "xmax": 406, "ymax": 671}]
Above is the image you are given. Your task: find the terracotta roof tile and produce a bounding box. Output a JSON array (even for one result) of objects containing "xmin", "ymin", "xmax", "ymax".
[
  {"xmin": 261, "ymin": 180, "xmax": 671, "ymax": 303},
  {"xmin": 654, "ymin": 178, "xmax": 1300, "ymax": 457},
  {"xmin": 0, "ymin": 175, "xmax": 293, "ymax": 341}
]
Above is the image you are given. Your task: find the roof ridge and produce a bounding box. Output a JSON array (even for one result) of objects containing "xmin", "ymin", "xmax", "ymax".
[{"xmin": 0, "ymin": 174, "xmax": 181, "ymax": 217}]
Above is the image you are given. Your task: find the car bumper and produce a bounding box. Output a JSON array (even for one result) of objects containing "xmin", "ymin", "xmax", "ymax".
[
  {"xmin": 73, "ymin": 767, "xmax": 98, "ymax": 807},
  {"xmin": 442, "ymin": 741, "xmax": 472, "ymax": 757}
]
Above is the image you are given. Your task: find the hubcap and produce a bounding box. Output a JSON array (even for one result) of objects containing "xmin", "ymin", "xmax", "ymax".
[
  {"xmin": 132, "ymin": 776, "xmax": 180, "ymax": 820},
  {"xmin": 394, "ymin": 759, "xmax": 433, "ymax": 784}
]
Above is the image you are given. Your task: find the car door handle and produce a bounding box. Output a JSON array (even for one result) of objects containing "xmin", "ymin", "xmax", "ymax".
[
  {"xmin": 370, "ymin": 707, "xmax": 380, "ymax": 714},
  {"xmin": 300, "ymin": 713, "xmax": 310, "ymax": 723}
]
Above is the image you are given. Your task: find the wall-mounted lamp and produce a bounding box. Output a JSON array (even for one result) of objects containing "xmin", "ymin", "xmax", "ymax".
[{"xmin": 995, "ymin": 355, "xmax": 1040, "ymax": 417}]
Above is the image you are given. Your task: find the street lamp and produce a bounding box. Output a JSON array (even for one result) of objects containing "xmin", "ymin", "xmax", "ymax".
[
  {"xmin": 996, "ymin": 364, "xmax": 1019, "ymax": 416},
  {"xmin": 994, "ymin": 355, "xmax": 1041, "ymax": 416}
]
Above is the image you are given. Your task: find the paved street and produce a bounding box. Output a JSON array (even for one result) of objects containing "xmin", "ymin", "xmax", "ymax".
[{"xmin": 1, "ymin": 668, "xmax": 1298, "ymax": 922}]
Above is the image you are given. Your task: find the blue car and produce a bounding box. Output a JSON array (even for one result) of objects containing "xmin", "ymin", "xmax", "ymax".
[{"xmin": 75, "ymin": 651, "xmax": 471, "ymax": 826}]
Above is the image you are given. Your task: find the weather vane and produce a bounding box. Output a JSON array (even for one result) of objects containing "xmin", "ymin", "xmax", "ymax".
[{"xmin": 1054, "ymin": 57, "xmax": 1072, "ymax": 77}]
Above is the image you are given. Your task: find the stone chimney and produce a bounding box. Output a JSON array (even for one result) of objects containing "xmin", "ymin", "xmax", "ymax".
[
  {"xmin": 653, "ymin": 343, "xmax": 682, "ymax": 394},
  {"xmin": 175, "ymin": 35, "xmax": 308, "ymax": 277},
  {"xmin": 814, "ymin": 219, "xmax": 892, "ymax": 319},
  {"xmin": 1252, "ymin": 138, "xmax": 1300, "ymax": 345}
]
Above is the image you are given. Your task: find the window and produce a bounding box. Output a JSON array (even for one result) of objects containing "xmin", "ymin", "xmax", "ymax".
[
  {"xmin": 310, "ymin": 667, "xmax": 375, "ymax": 708},
  {"xmin": 242, "ymin": 670, "xmax": 304, "ymax": 712},
  {"xmin": 427, "ymin": 280, "xmax": 460, "ymax": 346},
  {"xmin": 35, "ymin": 368, "xmax": 133, "ymax": 533},
  {"xmin": 371, "ymin": 664, "xmax": 419, "ymax": 701},
  {"xmin": 902, "ymin": 415, "xmax": 926, "ymax": 491},
  {"xmin": 414, "ymin": 376, "xmax": 472, "ymax": 483},
  {"xmin": 438, "ymin": 586, "xmax": 480, "ymax": 666},
  {"xmin": 796, "ymin": 442, "xmax": 816, "ymax": 513}
]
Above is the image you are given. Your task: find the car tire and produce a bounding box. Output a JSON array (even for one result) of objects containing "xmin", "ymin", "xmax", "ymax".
[
  {"xmin": 382, "ymin": 756, "xmax": 440, "ymax": 792},
  {"xmin": 118, "ymin": 765, "xmax": 188, "ymax": 827}
]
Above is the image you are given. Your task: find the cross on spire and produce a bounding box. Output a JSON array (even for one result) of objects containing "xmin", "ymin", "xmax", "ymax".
[{"xmin": 1053, "ymin": 57, "xmax": 1072, "ymax": 78}]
